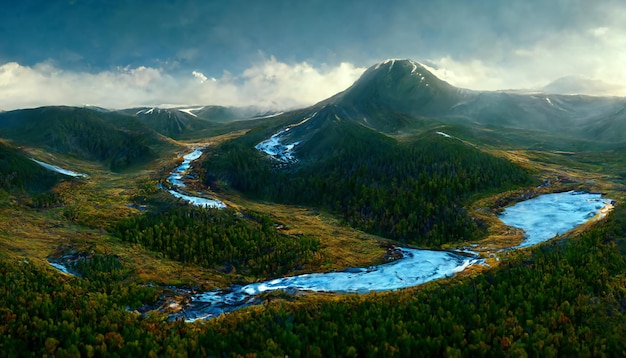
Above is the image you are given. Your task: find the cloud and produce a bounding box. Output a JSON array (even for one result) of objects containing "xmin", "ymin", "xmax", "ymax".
[
  {"xmin": 0, "ymin": 58, "xmax": 365, "ymax": 111},
  {"xmin": 422, "ymin": 21, "xmax": 626, "ymax": 96},
  {"xmin": 191, "ymin": 71, "xmax": 209, "ymax": 83}
]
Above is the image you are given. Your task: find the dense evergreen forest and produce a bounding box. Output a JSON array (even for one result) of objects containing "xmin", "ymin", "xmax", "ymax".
[
  {"xmin": 203, "ymin": 125, "xmax": 535, "ymax": 246},
  {"xmin": 1, "ymin": 204, "xmax": 624, "ymax": 356},
  {"xmin": 114, "ymin": 206, "xmax": 320, "ymax": 278}
]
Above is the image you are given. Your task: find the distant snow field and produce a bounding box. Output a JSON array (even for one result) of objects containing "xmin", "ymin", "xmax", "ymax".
[{"xmin": 177, "ymin": 106, "xmax": 204, "ymax": 117}]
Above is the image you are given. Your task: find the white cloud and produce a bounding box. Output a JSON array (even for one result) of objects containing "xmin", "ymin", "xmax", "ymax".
[
  {"xmin": 0, "ymin": 58, "xmax": 365, "ymax": 111},
  {"xmin": 422, "ymin": 57, "xmax": 507, "ymax": 90},
  {"xmin": 590, "ymin": 26, "xmax": 609, "ymax": 37},
  {"xmin": 192, "ymin": 70, "xmax": 208, "ymax": 83},
  {"xmin": 423, "ymin": 23, "xmax": 626, "ymax": 97}
]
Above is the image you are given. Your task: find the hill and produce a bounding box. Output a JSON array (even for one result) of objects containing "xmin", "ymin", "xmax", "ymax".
[
  {"xmin": 204, "ymin": 117, "xmax": 534, "ymax": 247},
  {"xmin": 0, "ymin": 106, "xmax": 170, "ymax": 171},
  {"xmin": 115, "ymin": 105, "xmax": 281, "ymax": 139}
]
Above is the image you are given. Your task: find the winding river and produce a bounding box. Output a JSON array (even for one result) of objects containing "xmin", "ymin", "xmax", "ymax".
[
  {"xmin": 48, "ymin": 148, "xmax": 614, "ymax": 321},
  {"xmin": 173, "ymin": 248, "xmax": 481, "ymax": 321},
  {"xmin": 159, "ymin": 150, "xmax": 614, "ymax": 322}
]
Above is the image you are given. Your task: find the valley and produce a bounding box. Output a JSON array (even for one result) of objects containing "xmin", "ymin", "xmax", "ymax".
[{"xmin": 1, "ymin": 59, "xmax": 625, "ymax": 356}]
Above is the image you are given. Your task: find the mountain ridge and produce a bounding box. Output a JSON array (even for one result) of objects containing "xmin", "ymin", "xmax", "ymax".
[{"xmin": 249, "ymin": 58, "xmax": 626, "ymax": 159}]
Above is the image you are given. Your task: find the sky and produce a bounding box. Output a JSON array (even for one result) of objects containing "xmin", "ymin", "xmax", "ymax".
[{"xmin": 1, "ymin": 0, "xmax": 626, "ymax": 111}]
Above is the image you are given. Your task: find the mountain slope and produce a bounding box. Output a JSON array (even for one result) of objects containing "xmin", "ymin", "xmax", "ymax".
[
  {"xmin": 329, "ymin": 59, "xmax": 471, "ymax": 131},
  {"xmin": 116, "ymin": 105, "xmax": 279, "ymax": 139},
  {"xmin": 116, "ymin": 107, "xmax": 217, "ymax": 138},
  {"xmin": 204, "ymin": 121, "xmax": 534, "ymax": 246},
  {"xmin": 201, "ymin": 58, "xmax": 626, "ymax": 246},
  {"xmin": 0, "ymin": 106, "xmax": 167, "ymax": 171},
  {"xmin": 250, "ymin": 59, "xmax": 626, "ymax": 154},
  {"xmin": 0, "ymin": 141, "xmax": 62, "ymax": 193}
]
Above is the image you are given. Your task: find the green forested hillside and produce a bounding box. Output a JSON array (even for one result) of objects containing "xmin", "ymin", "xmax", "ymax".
[
  {"xmin": 204, "ymin": 124, "xmax": 534, "ymax": 246},
  {"xmin": 0, "ymin": 107, "xmax": 163, "ymax": 171}
]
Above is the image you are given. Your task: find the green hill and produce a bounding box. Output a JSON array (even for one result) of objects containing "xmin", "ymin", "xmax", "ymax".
[
  {"xmin": 204, "ymin": 119, "xmax": 534, "ymax": 247},
  {"xmin": 0, "ymin": 106, "xmax": 167, "ymax": 171}
]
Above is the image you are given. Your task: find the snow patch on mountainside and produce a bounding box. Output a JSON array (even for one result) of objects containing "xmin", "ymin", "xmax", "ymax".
[
  {"xmin": 255, "ymin": 130, "xmax": 300, "ymax": 163},
  {"xmin": 254, "ymin": 113, "xmax": 318, "ymax": 163},
  {"xmin": 436, "ymin": 131, "xmax": 452, "ymax": 138},
  {"xmin": 136, "ymin": 107, "xmax": 162, "ymax": 115},
  {"xmin": 31, "ymin": 159, "xmax": 88, "ymax": 177},
  {"xmin": 178, "ymin": 106, "xmax": 204, "ymax": 117},
  {"xmin": 289, "ymin": 112, "xmax": 317, "ymax": 128},
  {"xmin": 252, "ymin": 112, "xmax": 284, "ymax": 119}
]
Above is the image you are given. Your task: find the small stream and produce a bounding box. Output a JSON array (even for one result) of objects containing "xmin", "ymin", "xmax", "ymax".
[{"xmin": 164, "ymin": 148, "xmax": 225, "ymax": 208}]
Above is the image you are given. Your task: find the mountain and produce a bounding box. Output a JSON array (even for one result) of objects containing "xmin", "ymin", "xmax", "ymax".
[
  {"xmin": 116, "ymin": 105, "xmax": 281, "ymax": 139},
  {"xmin": 203, "ymin": 58, "xmax": 626, "ymax": 246},
  {"xmin": 328, "ymin": 59, "xmax": 472, "ymax": 131},
  {"xmin": 203, "ymin": 59, "xmax": 542, "ymax": 246},
  {"xmin": 0, "ymin": 106, "xmax": 170, "ymax": 171},
  {"xmin": 116, "ymin": 107, "xmax": 217, "ymax": 138},
  {"xmin": 541, "ymin": 76, "xmax": 624, "ymax": 97},
  {"xmin": 249, "ymin": 59, "xmax": 626, "ymax": 155}
]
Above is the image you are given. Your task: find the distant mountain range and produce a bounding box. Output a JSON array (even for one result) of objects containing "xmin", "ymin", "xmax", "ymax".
[
  {"xmin": 1, "ymin": 58, "xmax": 625, "ymax": 172},
  {"xmin": 540, "ymin": 76, "xmax": 624, "ymax": 97}
]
